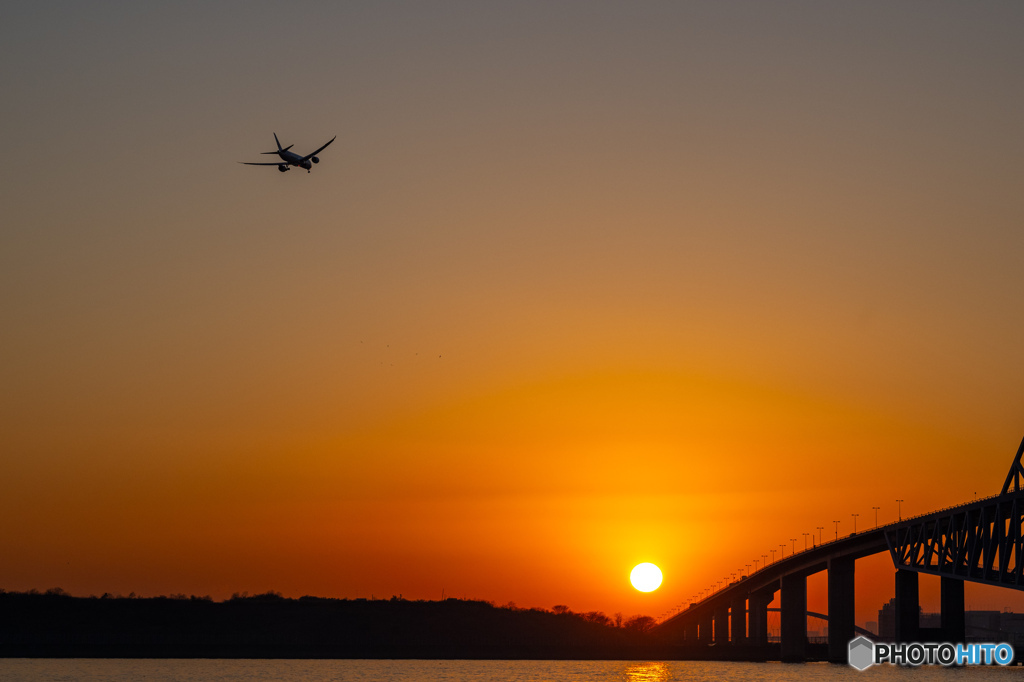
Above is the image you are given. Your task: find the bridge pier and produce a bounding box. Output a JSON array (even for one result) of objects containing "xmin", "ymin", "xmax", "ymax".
[
  {"xmin": 895, "ymin": 569, "xmax": 920, "ymax": 643},
  {"xmin": 941, "ymin": 576, "xmax": 965, "ymax": 643},
  {"xmin": 781, "ymin": 573, "xmax": 807, "ymax": 662},
  {"xmin": 827, "ymin": 556, "xmax": 856, "ymax": 663},
  {"xmin": 730, "ymin": 596, "xmax": 746, "ymax": 644},
  {"xmin": 714, "ymin": 605, "xmax": 729, "ymax": 643},
  {"xmin": 698, "ymin": 612, "xmax": 712, "ymax": 645},
  {"xmin": 748, "ymin": 588, "xmax": 774, "ymax": 648}
]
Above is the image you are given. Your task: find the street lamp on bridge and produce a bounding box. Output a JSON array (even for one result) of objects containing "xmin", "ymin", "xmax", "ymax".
[
  {"xmin": 802, "ymin": 532, "xmax": 809, "ymax": 550},
  {"xmin": 816, "ymin": 526, "xmax": 823, "ymax": 544},
  {"xmin": 833, "ymin": 520, "xmax": 840, "ymax": 540},
  {"xmin": 770, "ymin": 549, "xmax": 776, "ymax": 563},
  {"xmin": 897, "ymin": 499, "xmax": 904, "ymax": 521},
  {"xmin": 753, "ymin": 558, "xmax": 759, "ymax": 572},
  {"xmin": 790, "ymin": 538, "xmax": 797, "ymax": 554},
  {"xmin": 851, "ymin": 513, "xmax": 859, "ymax": 533},
  {"xmin": 872, "ymin": 506, "xmax": 880, "ymax": 527},
  {"xmin": 780, "ymin": 543, "xmax": 786, "ymax": 559}
]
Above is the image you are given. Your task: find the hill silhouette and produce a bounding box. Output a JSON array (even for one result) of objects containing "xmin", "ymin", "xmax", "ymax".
[{"xmin": 0, "ymin": 589, "xmax": 669, "ymax": 659}]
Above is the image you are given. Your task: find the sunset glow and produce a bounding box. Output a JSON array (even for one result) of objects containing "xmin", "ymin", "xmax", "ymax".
[{"xmin": 2, "ymin": 2, "xmax": 1024, "ymax": 633}]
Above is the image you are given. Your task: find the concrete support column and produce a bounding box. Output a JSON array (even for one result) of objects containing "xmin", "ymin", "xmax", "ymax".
[
  {"xmin": 714, "ymin": 605, "xmax": 729, "ymax": 644},
  {"xmin": 940, "ymin": 576, "xmax": 965, "ymax": 643},
  {"xmin": 730, "ymin": 596, "xmax": 746, "ymax": 644},
  {"xmin": 780, "ymin": 573, "xmax": 807, "ymax": 662},
  {"xmin": 748, "ymin": 590, "xmax": 773, "ymax": 648},
  {"xmin": 895, "ymin": 569, "xmax": 920, "ymax": 643},
  {"xmin": 827, "ymin": 556, "xmax": 856, "ymax": 663},
  {"xmin": 698, "ymin": 613, "xmax": 712, "ymax": 645}
]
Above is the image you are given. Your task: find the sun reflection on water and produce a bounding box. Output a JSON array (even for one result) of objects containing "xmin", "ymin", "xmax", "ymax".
[{"xmin": 624, "ymin": 662, "xmax": 670, "ymax": 682}]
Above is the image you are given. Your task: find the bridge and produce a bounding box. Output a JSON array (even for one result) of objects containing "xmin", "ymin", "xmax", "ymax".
[{"xmin": 651, "ymin": 436, "xmax": 1024, "ymax": 662}]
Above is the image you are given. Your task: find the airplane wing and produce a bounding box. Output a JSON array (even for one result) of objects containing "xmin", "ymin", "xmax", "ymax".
[
  {"xmin": 239, "ymin": 162, "xmax": 287, "ymax": 166},
  {"xmin": 300, "ymin": 136, "xmax": 337, "ymax": 162}
]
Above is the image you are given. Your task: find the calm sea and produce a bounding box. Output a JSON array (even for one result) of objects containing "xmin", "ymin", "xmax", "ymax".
[{"xmin": 0, "ymin": 660, "xmax": 1021, "ymax": 682}]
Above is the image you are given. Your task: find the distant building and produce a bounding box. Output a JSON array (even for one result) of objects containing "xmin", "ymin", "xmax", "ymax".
[
  {"xmin": 964, "ymin": 610, "xmax": 1024, "ymax": 649},
  {"xmin": 878, "ymin": 599, "xmax": 896, "ymax": 640},
  {"xmin": 966, "ymin": 610, "xmax": 1001, "ymax": 635},
  {"xmin": 876, "ymin": 599, "xmax": 938, "ymax": 639},
  {"xmin": 875, "ymin": 599, "xmax": 1024, "ymax": 646}
]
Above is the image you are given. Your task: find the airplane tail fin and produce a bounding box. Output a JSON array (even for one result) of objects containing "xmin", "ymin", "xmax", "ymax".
[{"xmin": 261, "ymin": 133, "xmax": 293, "ymax": 154}]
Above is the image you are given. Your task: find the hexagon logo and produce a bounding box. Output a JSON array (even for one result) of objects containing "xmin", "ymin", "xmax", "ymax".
[{"xmin": 848, "ymin": 636, "xmax": 875, "ymax": 670}]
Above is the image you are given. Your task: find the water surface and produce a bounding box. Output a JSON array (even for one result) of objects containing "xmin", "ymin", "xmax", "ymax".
[{"xmin": 2, "ymin": 659, "xmax": 1021, "ymax": 681}]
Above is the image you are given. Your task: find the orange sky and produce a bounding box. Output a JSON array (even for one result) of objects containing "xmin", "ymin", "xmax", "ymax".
[{"xmin": 3, "ymin": 2, "xmax": 1024, "ymax": 627}]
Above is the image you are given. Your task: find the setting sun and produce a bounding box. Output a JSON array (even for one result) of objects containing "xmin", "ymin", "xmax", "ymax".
[{"xmin": 630, "ymin": 563, "xmax": 663, "ymax": 592}]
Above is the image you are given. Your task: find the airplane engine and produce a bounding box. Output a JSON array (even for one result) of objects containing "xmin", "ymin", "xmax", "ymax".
[
  {"xmin": 301, "ymin": 160, "xmax": 312, "ymax": 170},
  {"xmin": 277, "ymin": 164, "xmax": 288, "ymax": 172},
  {"xmin": 311, "ymin": 156, "xmax": 320, "ymax": 164}
]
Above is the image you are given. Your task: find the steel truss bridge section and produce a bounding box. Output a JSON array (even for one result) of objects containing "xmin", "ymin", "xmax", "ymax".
[
  {"xmin": 886, "ymin": 490, "xmax": 1024, "ymax": 589},
  {"xmin": 887, "ymin": 435, "xmax": 1024, "ymax": 589}
]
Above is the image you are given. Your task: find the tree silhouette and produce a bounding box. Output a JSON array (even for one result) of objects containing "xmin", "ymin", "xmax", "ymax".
[{"xmin": 623, "ymin": 615, "xmax": 656, "ymax": 633}]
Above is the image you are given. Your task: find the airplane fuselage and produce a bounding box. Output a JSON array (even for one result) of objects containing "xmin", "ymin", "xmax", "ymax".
[{"xmin": 277, "ymin": 150, "xmax": 310, "ymax": 169}]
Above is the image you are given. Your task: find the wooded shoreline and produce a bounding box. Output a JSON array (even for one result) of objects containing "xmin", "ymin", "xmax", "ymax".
[{"xmin": 1, "ymin": 590, "xmax": 708, "ymax": 659}]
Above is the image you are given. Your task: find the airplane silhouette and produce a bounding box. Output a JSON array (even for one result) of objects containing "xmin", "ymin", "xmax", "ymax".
[{"xmin": 241, "ymin": 133, "xmax": 336, "ymax": 173}]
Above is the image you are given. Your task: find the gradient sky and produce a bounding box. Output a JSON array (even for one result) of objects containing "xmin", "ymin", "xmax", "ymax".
[{"xmin": 4, "ymin": 1, "xmax": 1024, "ymax": 625}]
